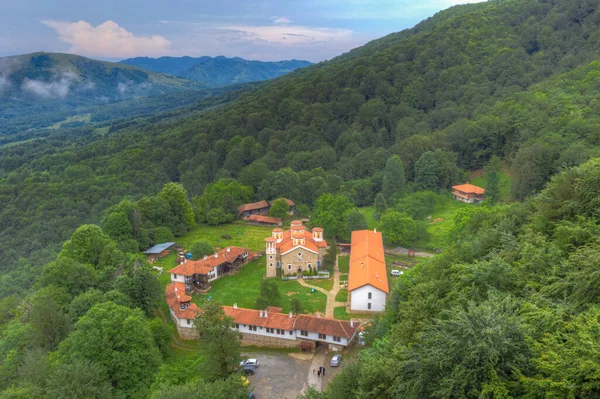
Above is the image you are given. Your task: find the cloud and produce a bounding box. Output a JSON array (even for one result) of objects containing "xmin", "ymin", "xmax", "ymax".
[
  {"xmin": 22, "ymin": 71, "xmax": 79, "ymax": 99},
  {"xmin": 270, "ymin": 16, "xmax": 293, "ymax": 24},
  {"xmin": 212, "ymin": 24, "xmax": 353, "ymax": 46},
  {"xmin": 42, "ymin": 20, "xmax": 172, "ymax": 58}
]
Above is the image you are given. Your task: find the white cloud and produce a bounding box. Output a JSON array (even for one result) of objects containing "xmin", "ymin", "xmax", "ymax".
[
  {"xmin": 213, "ymin": 24, "xmax": 353, "ymax": 46},
  {"xmin": 270, "ymin": 16, "xmax": 293, "ymax": 24},
  {"xmin": 42, "ymin": 20, "xmax": 172, "ymax": 58},
  {"xmin": 22, "ymin": 71, "xmax": 79, "ymax": 99}
]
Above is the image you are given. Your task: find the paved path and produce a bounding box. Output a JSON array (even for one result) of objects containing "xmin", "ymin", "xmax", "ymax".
[
  {"xmin": 297, "ymin": 255, "xmax": 344, "ymax": 318},
  {"xmin": 306, "ymin": 347, "xmax": 327, "ymax": 391}
]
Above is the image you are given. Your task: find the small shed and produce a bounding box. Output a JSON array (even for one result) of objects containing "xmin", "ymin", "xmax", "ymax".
[
  {"xmin": 144, "ymin": 242, "xmax": 176, "ymax": 262},
  {"xmin": 338, "ymin": 243, "xmax": 351, "ymax": 255}
]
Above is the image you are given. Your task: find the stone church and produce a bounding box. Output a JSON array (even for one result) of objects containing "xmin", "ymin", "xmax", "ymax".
[{"xmin": 264, "ymin": 220, "xmax": 327, "ymax": 278}]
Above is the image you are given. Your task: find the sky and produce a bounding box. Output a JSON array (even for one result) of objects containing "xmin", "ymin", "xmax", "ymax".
[{"xmin": 0, "ymin": 0, "xmax": 487, "ymax": 62}]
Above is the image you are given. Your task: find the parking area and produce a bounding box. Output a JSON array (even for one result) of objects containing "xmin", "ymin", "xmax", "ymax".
[{"xmin": 244, "ymin": 351, "xmax": 313, "ymax": 399}]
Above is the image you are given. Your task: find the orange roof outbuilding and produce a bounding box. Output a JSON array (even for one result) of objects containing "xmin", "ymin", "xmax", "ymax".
[
  {"xmin": 348, "ymin": 230, "xmax": 389, "ymax": 294},
  {"xmin": 452, "ymin": 182, "xmax": 485, "ymax": 195},
  {"xmin": 169, "ymin": 246, "xmax": 251, "ymax": 276}
]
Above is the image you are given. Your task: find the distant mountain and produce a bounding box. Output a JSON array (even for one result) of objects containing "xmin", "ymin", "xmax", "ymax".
[
  {"xmin": 0, "ymin": 52, "xmax": 203, "ymax": 103},
  {"xmin": 120, "ymin": 55, "xmax": 312, "ymax": 87}
]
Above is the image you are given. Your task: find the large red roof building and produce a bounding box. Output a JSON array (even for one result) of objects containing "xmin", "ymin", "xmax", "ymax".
[{"xmin": 452, "ymin": 182, "xmax": 485, "ymax": 204}]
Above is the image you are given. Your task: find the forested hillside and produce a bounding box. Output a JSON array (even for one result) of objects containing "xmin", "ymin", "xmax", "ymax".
[
  {"xmin": 121, "ymin": 55, "xmax": 312, "ymax": 87},
  {"xmin": 2, "ymin": 0, "xmax": 600, "ymax": 299},
  {"xmin": 314, "ymin": 158, "xmax": 600, "ymax": 398}
]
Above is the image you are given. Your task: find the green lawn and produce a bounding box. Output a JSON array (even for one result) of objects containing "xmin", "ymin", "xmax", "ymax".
[
  {"xmin": 334, "ymin": 307, "xmax": 373, "ymax": 320},
  {"xmin": 339, "ymin": 275, "xmax": 348, "ymax": 282},
  {"xmin": 177, "ymin": 222, "xmax": 273, "ymax": 253},
  {"xmin": 409, "ymin": 199, "xmax": 469, "ymax": 250},
  {"xmin": 470, "ymin": 169, "xmax": 512, "ymax": 203},
  {"xmin": 193, "ymin": 258, "xmax": 327, "ymax": 314},
  {"xmin": 335, "ymin": 289, "xmax": 348, "ymax": 302},
  {"xmin": 307, "ymin": 278, "xmax": 334, "ymax": 292},
  {"xmin": 360, "ymin": 206, "xmax": 380, "ymax": 230},
  {"xmin": 338, "ymin": 256, "xmax": 349, "ymax": 273}
]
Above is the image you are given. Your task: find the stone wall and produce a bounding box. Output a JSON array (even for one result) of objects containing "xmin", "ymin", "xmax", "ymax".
[
  {"xmin": 239, "ymin": 332, "xmax": 305, "ymax": 349},
  {"xmin": 280, "ymin": 250, "xmax": 319, "ymax": 275}
]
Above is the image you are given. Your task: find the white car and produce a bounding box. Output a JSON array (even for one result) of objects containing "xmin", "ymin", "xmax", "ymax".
[
  {"xmin": 391, "ymin": 270, "xmax": 403, "ymax": 276},
  {"xmin": 240, "ymin": 358, "xmax": 259, "ymax": 368}
]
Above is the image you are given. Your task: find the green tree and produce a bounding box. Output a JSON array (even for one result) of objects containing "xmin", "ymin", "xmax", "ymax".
[
  {"xmin": 206, "ymin": 208, "xmax": 234, "ymax": 225},
  {"xmin": 268, "ymin": 198, "xmax": 290, "ymax": 220},
  {"xmin": 221, "ymin": 194, "xmax": 238, "ymax": 219},
  {"xmin": 380, "ymin": 211, "xmax": 417, "ymax": 245},
  {"xmin": 374, "ymin": 192, "xmax": 387, "ymax": 219},
  {"xmin": 414, "ymin": 151, "xmax": 438, "ymax": 192},
  {"xmin": 189, "ymin": 240, "xmax": 215, "ymax": 260},
  {"xmin": 382, "ymin": 155, "xmax": 405, "ymax": 200},
  {"xmin": 149, "ymin": 318, "xmax": 172, "ymax": 359},
  {"xmin": 46, "ymin": 359, "xmax": 113, "ymax": 399},
  {"xmin": 511, "ymin": 143, "xmax": 557, "ymax": 201},
  {"xmin": 68, "ymin": 289, "xmax": 105, "ymax": 322},
  {"xmin": 59, "ymin": 224, "xmax": 111, "ymax": 266},
  {"xmin": 485, "ymin": 155, "xmax": 503, "ymax": 204},
  {"xmin": 158, "ymin": 182, "xmax": 195, "ymax": 234},
  {"xmin": 152, "ymin": 226, "xmax": 175, "ymax": 244},
  {"xmin": 150, "ymin": 375, "xmax": 249, "ymax": 399},
  {"xmin": 114, "ymin": 266, "xmax": 162, "ymax": 316},
  {"xmin": 38, "ymin": 257, "xmax": 97, "ymax": 298},
  {"xmin": 54, "ymin": 302, "xmax": 161, "ymax": 398},
  {"xmin": 312, "ymin": 194, "xmax": 355, "ymax": 240},
  {"xmin": 346, "ymin": 209, "xmax": 368, "ymax": 233},
  {"xmin": 101, "ymin": 211, "xmax": 133, "ymax": 242},
  {"xmin": 29, "ymin": 292, "xmax": 71, "ymax": 351},
  {"xmin": 290, "ymin": 298, "xmax": 303, "ymax": 314},
  {"xmin": 255, "ymin": 279, "xmax": 281, "ymax": 309},
  {"xmin": 195, "ymin": 302, "xmax": 241, "ymax": 380}
]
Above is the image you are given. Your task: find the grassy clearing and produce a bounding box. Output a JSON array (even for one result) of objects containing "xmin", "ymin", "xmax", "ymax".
[
  {"xmin": 192, "ymin": 258, "xmax": 327, "ymax": 314},
  {"xmin": 409, "ymin": 199, "xmax": 469, "ymax": 250},
  {"xmin": 360, "ymin": 206, "xmax": 380, "ymax": 230},
  {"xmin": 338, "ymin": 256, "xmax": 349, "ymax": 273},
  {"xmin": 334, "ymin": 307, "xmax": 373, "ymax": 320},
  {"xmin": 177, "ymin": 222, "xmax": 272, "ymax": 253},
  {"xmin": 307, "ymin": 278, "xmax": 334, "ymax": 291},
  {"xmin": 470, "ymin": 169, "xmax": 512, "ymax": 203},
  {"xmin": 335, "ymin": 289, "xmax": 348, "ymax": 302},
  {"xmin": 339, "ymin": 275, "xmax": 348, "ymax": 282}
]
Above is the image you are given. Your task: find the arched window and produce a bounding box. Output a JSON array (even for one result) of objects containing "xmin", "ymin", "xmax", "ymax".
[{"xmin": 288, "ymin": 264, "xmax": 292, "ymax": 270}]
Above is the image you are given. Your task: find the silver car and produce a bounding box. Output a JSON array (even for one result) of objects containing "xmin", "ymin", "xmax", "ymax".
[{"xmin": 330, "ymin": 354, "xmax": 342, "ymax": 367}]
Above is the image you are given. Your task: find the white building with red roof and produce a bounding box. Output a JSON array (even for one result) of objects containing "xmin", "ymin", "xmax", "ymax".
[
  {"xmin": 169, "ymin": 246, "xmax": 253, "ymax": 292},
  {"xmin": 264, "ymin": 220, "xmax": 327, "ymax": 278}
]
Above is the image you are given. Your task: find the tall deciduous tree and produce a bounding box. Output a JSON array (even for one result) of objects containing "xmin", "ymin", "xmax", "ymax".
[
  {"xmin": 380, "ymin": 211, "xmax": 417, "ymax": 245},
  {"xmin": 158, "ymin": 182, "xmax": 195, "ymax": 234},
  {"xmin": 189, "ymin": 241, "xmax": 215, "ymax": 260},
  {"xmin": 346, "ymin": 209, "xmax": 368, "ymax": 233},
  {"xmin": 382, "ymin": 155, "xmax": 405, "ymax": 200},
  {"xmin": 46, "ymin": 359, "xmax": 113, "ymax": 399},
  {"xmin": 312, "ymin": 194, "xmax": 354, "ymax": 240},
  {"xmin": 195, "ymin": 302, "xmax": 241, "ymax": 381},
  {"xmin": 268, "ymin": 198, "xmax": 290, "ymax": 220},
  {"xmin": 485, "ymin": 155, "xmax": 503, "ymax": 204},
  {"xmin": 59, "ymin": 224, "xmax": 111, "ymax": 266},
  {"xmin": 414, "ymin": 151, "xmax": 438, "ymax": 192},
  {"xmin": 29, "ymin": 291, "xmax": 71, "ymax": 351},
  {"xmin": 255, "ymin": 279, "xmax": 281, "ymax": 309},
  {"xmin": 114, "ymin": 266, "xmax": 162, "ymax": 316},
  {"xmin": 54, "ymin": 302, "xmax": 161, "ymax": 398}
]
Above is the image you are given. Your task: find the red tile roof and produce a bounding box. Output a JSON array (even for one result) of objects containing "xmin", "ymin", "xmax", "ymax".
[
  {"xmin": 275, "ymin": 221, "xmax": 327, "ymax": 254},
  {"xmin": 165, "ymin": 283, "xmax": 200, "ymax": 320},
  {"xmin": 222, "ymin": 306, "xmax": 360, "ymax": 339},
  {"xmin": 169, "ymin": 246, "xmax": 251, "ymax": 276},
  {"xmin": 294, "ymin": 314, "xmax": 359, "ymax": 339},
  {"xmin": 247, "ymin": 215, "xmax": 282, "ymax": 225},
  {"xmin": 348, "ymin": 230, "xmax": 389, "ymax": 294},
  {"xmin": 452, "ymin": 182, "xmax": 485, "ymax": 195},
  {"xmin": 238, "ymin": 200, "xmax": 269, "ymax": 215}
]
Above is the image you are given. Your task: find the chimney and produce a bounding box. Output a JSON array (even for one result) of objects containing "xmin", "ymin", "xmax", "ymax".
[
  {"xmin": 317, "ymin": 313, "xmax": 321, "ymax": 318},
  {"xmin": 174, "ymin": 287, "xmax": 178, "ymax": 292},
  {"xmin": 233, "ymin": 303, "xmax": 237, "ymax": 309},
  {"xmin": 204, "ymin": 255, "xmax": 208, "ymax": 260},
  {"xmin": 361, "ymin": 262, "xmax": 364, "ymax": 268},
  {"xmin": 289, "ymin": 311, "xmax": 293, "ymax": 318},
  {"xmin": 259, "ymin": 310, "xmax": 263, "ymax": 318},
  {"xmin": 227, "ymin": 247, "xmax": 231, "ymax": 252},
  {"xmin": 264, "ymin": 310, "xmax": 268, "ymax": 318},
  {"xmin": 214, "ymin": 253, "xmax": 218, "ymax": 258},
  {"xmin": 374, "ymin": 228, "xmax": 377, "ymax": 234},
  {"xmin": 350, "ymin": 319, "xmax": 354, "ymax": 327}
]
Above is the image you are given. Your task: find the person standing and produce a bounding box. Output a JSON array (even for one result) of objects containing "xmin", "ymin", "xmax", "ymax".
[
  {"xmin": 313, "ymin": 369, "xmax": 315, "ymax": 375},
  {"xmin": 322, "ymin": 367, "xmax": 326, "ymax": 376},
  {"xmin": 317, "ymin": 369, "xmax": 321, "ymax": 377}
]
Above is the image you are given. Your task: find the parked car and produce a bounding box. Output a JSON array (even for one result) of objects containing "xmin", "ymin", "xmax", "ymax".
[
  {"xmin": 330, "ymin": 354, "xmax": 342, "ymax": 367},
  {"xmin": 240, "ymin": 358, "xmax": 259, "ymax": 368},
  {"xmin": 391, "ymin": 269, "xmax": 403, "ymax": 276},
  {"xmin": 358, "ymin": 332, "xmax": 365, "ymax": 345}
]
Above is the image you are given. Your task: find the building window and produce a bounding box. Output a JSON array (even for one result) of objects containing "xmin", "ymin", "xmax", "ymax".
[
  {"xmin": 235, "ymin": 324, "xmax": 239, "ymax": 329},
  {"xmin": 288, "ymin": 264, "xmax": 292, "ymax": 270},
  {"xmin": 187, "ymin": 319, "xmax": 191, "ymax": 325},
  {"xmin": 269, "ymin": 255, "xmax": 273, "ymax": 260},
  {"xmin": 300, "ymin": 330, "xmax": 308, "ymax": 337},
  {"xmin": 174, "ymin": 274, "xmax": 178, "ymax": 279},
  {"xmin": 308, "ymin": 263, "xmax": 312, "ymax": 269},
  {"xmin": 270, "ymin": 263, "xmax": 273, "ymax": 267},
  {"xmin": 289, "ymin": 331, "xmax": 293, "ymax": 335},
  {"xmin": 249, "ymin": 325, "xmax": 257, "ymax": 331},
  {"xmin": 368, "ymin": 303, "xmax": 371, "ymax": 310},
  {"xmin": 333, "ymin": 336, "xmax": 341, "ymax": 342},
  {"xmin": 368, "ymin": 292, "xmax": 372, "ymax": 299},
  {"xmin": 318, "ymin": 333, "xmax": 326, "ymax": 340},
  {"xmin": 266, "ymin": 328, "xmax": 273, "ymax": 333}
]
